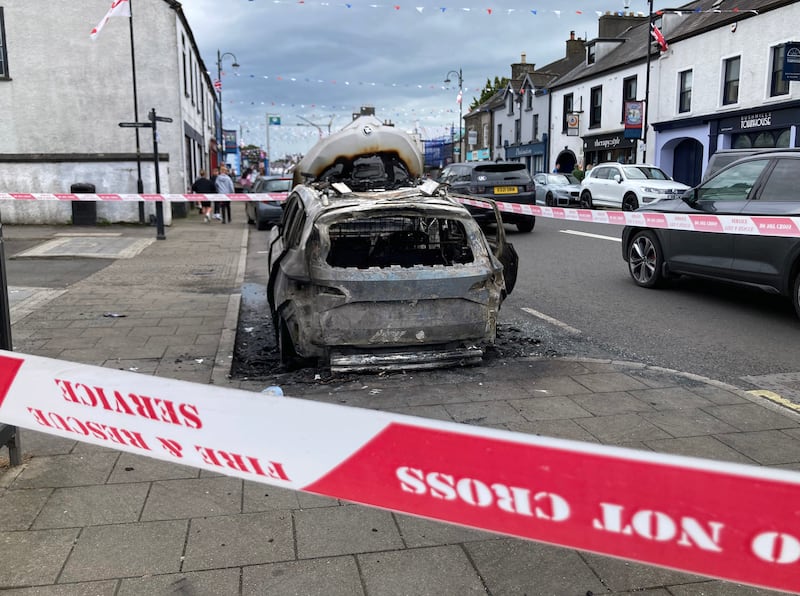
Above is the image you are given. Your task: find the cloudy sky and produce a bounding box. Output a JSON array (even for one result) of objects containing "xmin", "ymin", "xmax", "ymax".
[{"xmin": 180, "ymin": 1, "xmax": 641, "ymax": 158}]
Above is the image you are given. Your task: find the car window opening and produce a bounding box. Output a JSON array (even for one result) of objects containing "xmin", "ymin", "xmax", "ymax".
[
  {"xmin": 316, "ymin": 152, "xmax": 414, "ymax": 191},
  {"xmin": 325, "ymin": 216, "xmax": 475, "ymax": 269}
]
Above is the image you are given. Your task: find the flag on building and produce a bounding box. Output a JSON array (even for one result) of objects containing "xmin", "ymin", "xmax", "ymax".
[
  {"xmin": 90, "ymin": 0, "xmax": 131, "ymax": 40},
  {"xmin": 651, "ymin": 23, "xmax": 669, "ymax": 52},
  {"xmin": 214, "ymin": 79, "xmax": 222, "ymax": 91}
]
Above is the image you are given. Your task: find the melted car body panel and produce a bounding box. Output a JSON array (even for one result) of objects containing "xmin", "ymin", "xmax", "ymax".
[{"xmin": 268, "ymin": 117, "xmax": 516, "ymax": 371}]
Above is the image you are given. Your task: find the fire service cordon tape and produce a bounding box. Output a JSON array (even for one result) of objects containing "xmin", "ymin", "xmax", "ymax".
[
  {"xmin": 1, "ymin": 192, "xmax": 800, "ymax": 238},
  {"xmin": 1, "ymin": 350, "xmax": 800, "ymax": 592}
]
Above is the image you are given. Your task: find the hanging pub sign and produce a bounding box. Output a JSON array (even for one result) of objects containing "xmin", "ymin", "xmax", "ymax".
[
  {"xmin": 784, "ymin": 42, "xmax": 800, "ymax": 81},
  {"xmin": 223, "ymin": 129, "xmax": 238, "ymax": 152},
  {"xmin": 566, "ymin": 113, "xmax": 580, "ymax": 137},
  {"xmin": 624, "ymin": 101, "xmax": 644, "ymax": 139}
]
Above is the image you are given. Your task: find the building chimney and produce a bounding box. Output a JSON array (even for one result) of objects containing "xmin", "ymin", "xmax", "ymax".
[
  {"xmin": 511, "ymin": 54, "xmax": 536, "ymax": 80},
  {"xmin": 598, "ymin": 12, "xmax": 647, "ymax": 38},
  {"xmin": 521, "ymin": 53, "xmax": 527, "ymax": 63},
  {"xmin": 566, "ymin": 31, "xmax": 584, "ymax": 59}
]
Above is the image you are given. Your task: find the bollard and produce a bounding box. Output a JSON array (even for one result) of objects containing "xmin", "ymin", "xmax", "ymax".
[{"xmin": 0, "ymin": 217, "xmax": 22, "ymax": 465}]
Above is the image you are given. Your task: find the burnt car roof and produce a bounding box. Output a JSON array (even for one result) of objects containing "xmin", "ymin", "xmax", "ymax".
[{"xmin": 293, "ymin": 116, "xmax": 424, "ymax": 190}]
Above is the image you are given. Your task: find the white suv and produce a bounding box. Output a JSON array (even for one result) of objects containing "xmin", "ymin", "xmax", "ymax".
[{"xmin": 580, "ymin": 163, "xmax": 690, "ymax": 211}]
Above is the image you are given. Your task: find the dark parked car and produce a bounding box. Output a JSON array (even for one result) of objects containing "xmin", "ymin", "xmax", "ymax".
[
  {"xmin": 245, "ymin": 176, "xmax": 292, "ymax": 230},
  {"xmin": 439, "ymin": 162, "xmax": 536, "ymax": 233},
  {"xmin": 268, "ymin": 116, "xmax": 518, "ymax": 371},
  {"xmin": 621, "ymin": 150, "xmax": 800, "ymax": 317}
]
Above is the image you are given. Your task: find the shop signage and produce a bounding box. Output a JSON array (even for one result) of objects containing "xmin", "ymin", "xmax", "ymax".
[
  {"xmin": 566, "ymin": 113, "xmax": 580, "ymax": 137},
  {"xmin": 718, "ymin": 107, "xmax": 796, "ymax": 134},
  {"xmin": 584, "ymin": 133, "xmax": 636, "ymax": 151},
  {"xmin": 783, "ymin": 42, "xmax": 800, "ymax": 81},
  {"xmin": 223, "ymin": 129, "xmax": 238, "ymax": 153},
  {"xmin": 623, "ymin": 101, "xmax": 643, "ymax": 139}
]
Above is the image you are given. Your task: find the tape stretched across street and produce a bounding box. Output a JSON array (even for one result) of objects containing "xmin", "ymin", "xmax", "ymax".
[
  {"xmin": 2, "ymin": 192, "xmax": 800, "ymax": 238},
  {"xmin": 2, "ymin": 350, "xmax": 800, "ymax": 593}
]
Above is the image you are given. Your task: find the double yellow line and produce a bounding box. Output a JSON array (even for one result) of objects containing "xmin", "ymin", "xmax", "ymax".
[{"xmin": 747, "ymin": 389, "xmax": 800, "ymax": 413}]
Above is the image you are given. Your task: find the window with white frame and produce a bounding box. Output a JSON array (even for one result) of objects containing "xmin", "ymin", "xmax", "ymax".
[
  {"xmin": 532, "ymin": 114, "xmax": 539, "ymax": 141},
  {"xmin": 496, "ymin": 123, "xmax": 502, "ymax": 147},
  {"xmin": 590, "ymin": 86, "xmax": 602, "ymax": 128},
  {"xmin": 770, "ymin": 44, "xmax": 790, "ymax": 97},
  {"xmin": 507, "ymin": 93, "xmax": 514, "ymax": 115},
  {"xmin": 622, "ymin": 76, "xmax": 637, "ymax": 122},
  {"xmin": 723, "ymin": 56, "xmax": 740, "ymax": 105},
  {"xmin": 525, "ymin": 87, "xmax": 533, "ymax": 110},
  {"xmin": 562, "ymin": 93, "xmax": 573, "ymax": 133},
  {"xmin": 678, "ymin": 69, "xmax": 692, "ymax": 113}
]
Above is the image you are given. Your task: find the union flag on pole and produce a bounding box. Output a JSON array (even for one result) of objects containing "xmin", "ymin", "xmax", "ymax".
[
  {"xmin": 651, "ymin": 23, "xmax": 669, "ymax": 52},
  {"xmin": 456, "ymin": 89, "xmax": 463, "ymax": 105},
  {"xmin": 90, "ymin": 0, "xmax": 131, "ymax": 40}
]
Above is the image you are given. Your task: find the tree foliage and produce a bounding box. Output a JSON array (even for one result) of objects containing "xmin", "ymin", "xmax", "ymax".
[{"xmin": 469, "ymin": 76, "xmax": 509, "ymax": 110}]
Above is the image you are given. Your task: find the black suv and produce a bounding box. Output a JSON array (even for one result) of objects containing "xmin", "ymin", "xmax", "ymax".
[
  {"xmin": 439, "ymin": 162, "xmax": 536, "ymax": 233},
  {"xmin": 622, "ymin": 150, "xmax": 800, "ymax": 317}
]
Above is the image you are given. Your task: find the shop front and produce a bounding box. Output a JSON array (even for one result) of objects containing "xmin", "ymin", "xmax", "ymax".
[
  {"xmin": 713, "ymin": 103, "xmax": 799, "ymax": 151},
  {"xmin": 505, "ymin": 140, "xmax": 546, "ymax": 174},
  {"xmin": 583, "ymin": 131, "xmax": 637, "ymax": 166}
]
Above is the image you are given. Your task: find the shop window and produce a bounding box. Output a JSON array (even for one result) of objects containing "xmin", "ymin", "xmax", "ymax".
[
  {"xmin": 678, "ymin": 70, "xmax": 692, "ymax": 113},
  {"xmin": 0, "ymin": 8, "xmax": 8, "ymax": 79},
  {"xmin": 722, "ymin": 56, "xmax": 740, "ymax": 106},
  {"xmin": 589, "ymin": 86, "xmax": 602, "ymax": 128},
  {"xmin": 770, "ymin": 44, "xmax": 790, "ymax": 97}
]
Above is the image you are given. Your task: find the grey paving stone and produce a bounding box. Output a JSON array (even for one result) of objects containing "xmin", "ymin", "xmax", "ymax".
[
  {"xmin": 12, "ymin": 453, "xmax": 119, "ymax": 489},
  {"xmin": 686, "ymin": 384, "xmax": 749, "ymax": 405},
  {"xmin": 106, "ymin": 452, "xmax": 199, "ymax": 483},
  {"xmin": 576, "ymin": 414, "xmax": 673, "ymax": 444},
  {"xmin": 504, "ymin": 418, "xmax": 600, "ymax": 442},
  {"xmin": 574, "ymin": 372, "xmax": 651, "ymax": 393},
  {"xmin": 33, "ymin": 483, "xmax": 148, "ymax": 529},
  {"xmin": 242, "ymin": 482, "xmax": 336, "ymax": 513},
  {"xmin": 520, "ymin": 375, "xmax": 594, "ymax": 396},
  {"xmin": 140, "ymin": 475, "xmax": 243, "ymax": 521},
  {"xmin": 715, "ymin": 430, "xmax": 800, "ymax": 465},
  {"xmin": 16, "ymin": 430, "xmax": 76, "ymax": 456},
  {"xmin": 465, "ymin": 538, "xmax": 607, "ymax": 595},
  {"xmin": 644, "ymin": 436, "xmax": 758, "ymax": 464},
  {"xmin": 632, "ymin": 387, "xmax": 717, "ymax": 410},
  {"xmin": 571, "ymin": 391, "xmax": 657, "ymax": 416},
  {"xmin": 183, "ymin": 511, "xmax": 293, "ymax": 570},
  {"xmin": 704, "ymin": 404, "xmax": 799, "ymax": 432},
  {"xmin": 443, "ymin": 400, "xmax": 521, "ymax": 426},
  {"xmin": 0, "ymin": 488, "xmax": 52, "ymax": 530},
  {"xmin": 518, "ymin": 358, "xmax": 594, "ymax": 376},
  {"xmin": 295, "ymin": 504, "xmax": 404, "ymax": 558},
  {"xmin": 243, "ymin": 556, "xmax": 363, "ymax": 596},
  {"xmin": 0, "ymin": 528, "xmax": 79, "ymax": 587},
  {"xmin": 0, "ymin": 580, "xmax": 118, "ymax": 595},
  {"xmin": 118, "ymin": 568, "xmax": 240, "ymax": 596},
  {"xmin": 388, "ymin": 404, "xmax": 455, "ymax": 421},
  {"xmin": 510, "ymin": 396, "xmax": 594, "ymax": 421},
  {"xmin": 640, "ymin": 409, "xmax": 739, "ymax": 437},
  {"xmin": 358, "ymin": 545, "xmax": 486, "ymax": 596},
  {"xmin": 580, "ymin": 551, "xmax": 707, "ymax": 591},
  {"xmin": 393, "ymin": 512, "xmax": 496, "ymax": 548},
  {"xmin": 59, "ymin": 520, "xmax": 188, "ymax": 583}
]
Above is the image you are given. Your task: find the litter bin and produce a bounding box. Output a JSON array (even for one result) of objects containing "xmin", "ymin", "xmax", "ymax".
[{"xmin": 70, "ymin": 182, "xmax": 97, "ymax": 225}]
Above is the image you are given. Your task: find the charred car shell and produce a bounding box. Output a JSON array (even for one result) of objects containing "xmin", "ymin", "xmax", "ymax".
[{"xmin": 267, "ymin": 116, "xmax": 518, "ymax": 372}]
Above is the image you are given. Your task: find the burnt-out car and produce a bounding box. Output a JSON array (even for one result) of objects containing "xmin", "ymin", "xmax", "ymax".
[{"xmin": 266, "ymin": 116, "xmax": 518, "ymax": 372}]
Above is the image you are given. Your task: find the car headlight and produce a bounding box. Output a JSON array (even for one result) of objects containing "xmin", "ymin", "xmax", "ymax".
[{"xmin": 642, "ymin": 187, "xmax": 667, "ymax": 194}]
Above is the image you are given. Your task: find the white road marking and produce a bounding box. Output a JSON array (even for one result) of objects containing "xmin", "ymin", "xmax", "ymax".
[
  {"xmin": 561, "ymin": 229, "xmax": 621, "ymax": 242},
  {"xmin": 521, "ymin": 307, "xmax": 582, "ymax": 335}
]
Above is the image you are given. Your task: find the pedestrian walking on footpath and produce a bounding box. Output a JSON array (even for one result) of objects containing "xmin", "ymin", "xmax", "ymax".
[
  {"xmin": 214, "ymin": 166, "xmax": 234, "ymax": 224},
  {"xmin": 191, "ymin": 169, "xmax": 215, "ymax": 222}
]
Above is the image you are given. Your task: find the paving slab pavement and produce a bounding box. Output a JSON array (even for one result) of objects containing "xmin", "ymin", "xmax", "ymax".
[{"xmin": 0, "ymin": 211, "xmax": 798, "ymax": 595}]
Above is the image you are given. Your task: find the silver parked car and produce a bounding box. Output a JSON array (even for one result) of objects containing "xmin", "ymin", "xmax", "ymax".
[
  {"xmin": 533, "ymin": 173, "xmax": 582, "ymax": 207},
  {"xmin": 267, "ymin": 116, "xmax": 518, "ymax": 372}
]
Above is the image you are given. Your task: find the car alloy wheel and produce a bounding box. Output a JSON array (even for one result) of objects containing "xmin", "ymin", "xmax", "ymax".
[
  {"xmin": 628, "ymin": 230, "xmax": 664, "ymax": 288},
  {"xmin": 622, "ymin": 193, "xmax": 639, "ymax": 211},
  {"xmin": 580, "ymin": 190, "xmax": 593, "ymax": 210},
  {"xmin": 545, "ymin": 193, "xmax": 554, "ymax": 207}
]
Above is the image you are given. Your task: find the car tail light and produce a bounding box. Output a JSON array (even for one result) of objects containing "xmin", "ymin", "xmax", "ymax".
[
  {"xmin": 524, "ymin": 183, "xmax": 534, "ymax": 192},
  {"xmin": 470, "ymin": 185, "xmax": 487, "ymax": 194}
]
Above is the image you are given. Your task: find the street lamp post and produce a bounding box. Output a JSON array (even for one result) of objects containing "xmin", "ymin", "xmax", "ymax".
[
  {"xmin": 216, "ymin": 50, "xmax": 240, "ymax": 166},
  {"xmin": 642, "ymin": 0, "xmax": 654, "ymax": 163},
  {"xmin": 444, "ymin": 68, "xmax": 463, "ymax": 163}
]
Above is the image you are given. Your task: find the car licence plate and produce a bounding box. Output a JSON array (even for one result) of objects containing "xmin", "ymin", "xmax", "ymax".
[{"xmin": 493, "ymin": 186, "xmax": 518, "ymax": 195}]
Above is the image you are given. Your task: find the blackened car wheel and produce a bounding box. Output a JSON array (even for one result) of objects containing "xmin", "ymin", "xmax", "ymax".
[
  {"xmin": 628, "ymin": 230, "xmax": 664, "ymax": 288},
  {"xmin": 278, "ymin": 316, "xmax": 301, "ymax": 370},
  {"xmin": 793, "ymin": 273, "xmax": 800, "ymax": 320},
  {"xmin": 580, "ymin": 190, "xmax": 594, "ymax": 210}
]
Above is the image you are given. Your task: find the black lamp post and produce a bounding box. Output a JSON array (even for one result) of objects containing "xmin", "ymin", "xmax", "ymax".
[
  {"xmin": 216, "ymin": 50, "xmax": 240, "ymax": 162},
  {"xmin": 445, "ymin": 68, "xmax": 463, "ymax": 163},
  {"xmin": 643, "ymin": 0, "xmax": 655, "ymax": 163}
]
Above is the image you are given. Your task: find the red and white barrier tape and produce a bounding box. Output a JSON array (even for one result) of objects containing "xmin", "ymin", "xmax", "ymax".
[
  {"xmin": 1, "ymin": 349, "xmax": 800, "ymax": 593},
  {"xmin": 3, "ymin": 192, "xmax": 800, "ymax": 238}
]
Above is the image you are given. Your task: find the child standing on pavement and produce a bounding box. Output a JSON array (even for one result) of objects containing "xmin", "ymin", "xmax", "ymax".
[{"xmin": 191, "ymin": 169, "xmax": 215, "ymax": 222}]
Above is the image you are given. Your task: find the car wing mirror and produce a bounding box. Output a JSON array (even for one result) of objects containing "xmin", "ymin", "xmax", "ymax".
[{"xmin": 613, "ymin": 174, "xmax": 622, "ymax": 183}]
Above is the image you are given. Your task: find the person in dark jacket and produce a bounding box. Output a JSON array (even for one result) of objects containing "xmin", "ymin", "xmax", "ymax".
[{"xmin": 191, "ymin": 169, "xmax": 215, "ymax": 222}]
